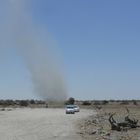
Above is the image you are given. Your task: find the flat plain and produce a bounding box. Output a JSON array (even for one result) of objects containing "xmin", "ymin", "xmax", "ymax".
[{"xmin": 0, "ymin": 108, "xmax": 93, "ymax": 140}]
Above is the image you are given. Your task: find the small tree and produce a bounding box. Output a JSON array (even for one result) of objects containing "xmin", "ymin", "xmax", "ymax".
[
  {"xmin": 82, "ymin": 101, "xmax": 91, "ymax": 106},
  {"xmin": 132, "ymin": 100, "xmax": 138, "ymax": 105},
  {"xmin": 67, "ymin": 97, "xmax": 75, "ymax": 105},
  {"xmin": 102, "ymin": 100, "xmax": 109, "ymax": 105},
  {"xmin": 30, "ymin": 99, "xmax": 35, "ymax": 104},
  {"xmin": 20, "ymin": 100, "xmax": 29, "ymax": 107}
]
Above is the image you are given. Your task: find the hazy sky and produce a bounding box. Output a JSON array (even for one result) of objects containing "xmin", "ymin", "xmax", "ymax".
[{"xmin": 0, "ymin": 0, "xmax": 140, "ymax": 100}]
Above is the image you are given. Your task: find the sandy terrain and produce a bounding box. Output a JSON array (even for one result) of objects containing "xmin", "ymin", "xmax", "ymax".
[{"xmin": 0, "ymin": 108, "xmax": 93, "ymax": 140}]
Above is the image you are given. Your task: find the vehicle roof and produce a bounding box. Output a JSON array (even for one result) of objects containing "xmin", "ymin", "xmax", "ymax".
[
  {"xmin": 66, "ymin": 105, "xmax": 79, "ymax": 107},
  {"xmin": 66, "ymin": 105, "xmax": 74, "ymax": 107},
  {"xmin": 73, "ymin": 105, "xmax": 78, "ymax": 107}
]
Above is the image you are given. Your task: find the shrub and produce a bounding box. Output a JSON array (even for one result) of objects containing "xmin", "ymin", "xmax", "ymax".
[
  {"xmin": 66, "ymin": 97, "xmax": 75, "ymax": 105},
  {"xmin": 30, "ymin": 99, "xmax": 35, "ymax": 104},
  {"xmin": 82, "ymin": 101, "xmax": 91, "ymax": 106},
  {"xmin": 19, "ymin": 100, "xmax": 29, "ymax": 107},
  {"xmin": 132, "ymin": 100, "xmax": 138, "ymax": 105},
  {"xmin": 102, "ymin": 100, "xmax": 109, "ymax": 105},
  {"xmin": 120, "ymin": 100, "xmax": 129, "ymax": 105},
  {"xmin": 4, "ymin": 100, "xmax": 14, "ymax": 106},
  {"xmin": 93, "ymin": 101, "xmax": 101, "ymax": 105}
]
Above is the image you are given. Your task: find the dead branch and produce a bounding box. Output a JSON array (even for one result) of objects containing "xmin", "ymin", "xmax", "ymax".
[{"xmin": 109, "ymin": 113, "xmax": 140, "ymax": 131}]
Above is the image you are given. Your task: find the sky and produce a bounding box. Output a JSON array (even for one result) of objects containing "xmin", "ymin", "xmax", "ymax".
[{"xmin": 0, "ymin": 0, "xmax": 140, "ymax": 100}]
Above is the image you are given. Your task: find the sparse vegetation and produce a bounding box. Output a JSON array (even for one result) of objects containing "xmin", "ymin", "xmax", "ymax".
[
  {"xmin": 120, "ymin": 100, "xmax": 130, "ymax": 105},
  {"xmin": 82, "ymin": 101, "xmax": 92, "ymax": 106},
  {"xmin": 0, "ymin": 99, "xmax": 139, "ymax": 109},
  {"xmin": 93, "ymin": 101, "xmax": 101, "ymax": 105},
  {"xmin": 0, "ymin": 99, "xmax": 47, "ymax": 108}
]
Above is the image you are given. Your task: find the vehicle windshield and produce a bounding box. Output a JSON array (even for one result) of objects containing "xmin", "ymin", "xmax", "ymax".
[
  {"xmin": 66, "ymin": 105, "xmax": 74, "ymax": 109},
  {"xmin": 67, "ymin": 107, "xmax": 74, "ymax": 109}
]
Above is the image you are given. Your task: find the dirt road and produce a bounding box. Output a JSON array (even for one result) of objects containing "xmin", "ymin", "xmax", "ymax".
[{"xmin": 0, "ymin": 108, "xmax": 93, "ymax": 140}]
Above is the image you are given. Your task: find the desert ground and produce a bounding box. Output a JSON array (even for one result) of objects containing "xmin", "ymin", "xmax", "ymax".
[
  {"xmin": 0, "ymin": 108, "xmax": 93, "ymax": 140},
  {"xmin": 79, "ymin": 104, "xmax": 140, "ymax": 140},
  {"xmin": 0, "ymin": 102, "xmax": 140, "ymax": 140}
]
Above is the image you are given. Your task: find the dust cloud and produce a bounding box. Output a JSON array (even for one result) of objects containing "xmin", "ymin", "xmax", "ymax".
[{"xmin": 0, "ymin": 0, "xmax": 67, "ymax": 101}]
